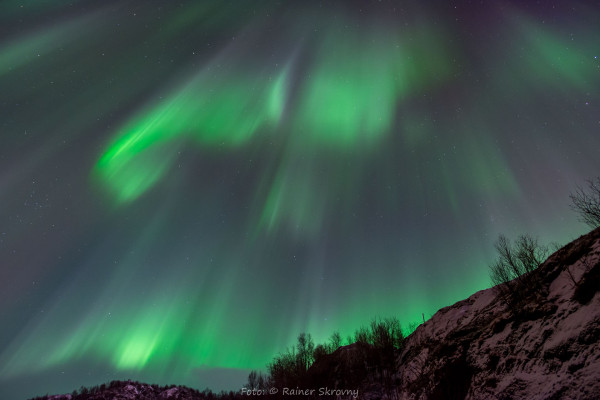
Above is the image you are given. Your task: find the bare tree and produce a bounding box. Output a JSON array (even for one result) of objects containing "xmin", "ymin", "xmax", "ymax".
[
  {"xmin": 312, "ymin": 344, "xmax": 328, "ymax": 363},
  {"xmin": 267, "ymin": 347, "xmax": 297, "ymax": 389},
  {"xmin": 570, "ymin": 178, "xmax": 600, "ymax": 228},
  {"xmin": 247, "ymin": 371, "xmax": 258, "ymax": 390},
  {"xmin": 329, "ymin": 330, "xmax": 342, "ymax": 353},
  {"xmin": 296, "ymin": 333, "xmax": 314, "ymax": 373},
  {"xmin": 489, "ymin": 234, "xmax": 549, "ymax": 303},
  {"xmin": 369, "ymin": 317, "xmax": 404, "ymax": 351},
  {"xmin": 490, "ymin": 234, "xmax": 548, "ymax": 285},
  {"xmin": 354, "ymin": 325, "xmax": 370, "ymax": 344}
]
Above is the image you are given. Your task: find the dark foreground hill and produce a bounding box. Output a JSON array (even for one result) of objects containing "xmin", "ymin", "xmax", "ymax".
[
  {"xmin": 32, "ymin": 228, "xmax": 600, "ymax": 400},
  {"xmin": 390, "ymin": 227, "xmax": 600, "ymax": 400}
]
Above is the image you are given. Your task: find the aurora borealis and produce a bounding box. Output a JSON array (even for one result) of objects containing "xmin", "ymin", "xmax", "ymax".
[{"xmin": 0, "ymin": 1, "xmax": 599, "ymax": 398}]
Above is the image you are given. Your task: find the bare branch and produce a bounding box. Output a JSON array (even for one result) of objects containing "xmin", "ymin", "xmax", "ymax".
[{"xmin": 570, "ymin": 178, "xmax": 600, "ymax": 228}]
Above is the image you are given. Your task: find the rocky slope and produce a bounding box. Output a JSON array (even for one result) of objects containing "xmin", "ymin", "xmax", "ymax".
[{"xmin": 393, "ymin": 227, "xmax": 600, "ymax": 400}]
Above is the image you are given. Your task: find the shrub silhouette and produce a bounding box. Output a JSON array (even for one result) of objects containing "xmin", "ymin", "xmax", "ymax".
[
  {"xmin": 329, "ymin": 330, "xmax": 342, "ymax": 352},
  {"xmin": 246, "ymin": 370, "xmax": 269, "ymax": 392},
  {"xmin": 266, "ymin": 333, "xmax": 316, "ymax": 389},
  {"xmin": 354, "ymin": 325, "xmax": 370, "ymax": 345},
  {"xmin": 570, "ymin": 177, "xmax": 600, "ymax": 228},
  {"xmin": 296, "ymin": 332, "xmax": 315, "ymax": 373},
  {"xmin": 489, "ymin": 234, "xmax": 549, "ymax": 305},
  {"xmin": 312, "ymin": 343, "xmax": 328, "ymax": 364},
  {"xmin": 266, "ymin": 318, "xmax": 405, "ymax": 391},
  {"xmin": 267, "ymin": 346, "xmax": 298, "ymax": 389},
  {"xmin": 368, "ymin": 317, "xmax": 404, "ymax": 352}
]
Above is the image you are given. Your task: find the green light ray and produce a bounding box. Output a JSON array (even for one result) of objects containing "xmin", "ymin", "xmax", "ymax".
[
  {"xmin": 94, "ymin": 65, "xmax": 290, "ymax": 204},
  {"xmin": 519, "ymin": 20, "xmax": 598, "ymax": 92},
  {"xmin": 258, "ymin": 159, "xmax": 328, "ymax": 238},
  {"xmin": 490, "ymin": 8, "xmax": 600, "ymax": 99},
  {"xmin": 0, "ymin": 10, "xmax": 106, "ymax": 76}
]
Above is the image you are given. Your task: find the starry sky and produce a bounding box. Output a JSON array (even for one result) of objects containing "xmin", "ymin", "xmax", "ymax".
[{"xmin": 0, "ymin": 1, "xmax": 599, "ymax": 398}]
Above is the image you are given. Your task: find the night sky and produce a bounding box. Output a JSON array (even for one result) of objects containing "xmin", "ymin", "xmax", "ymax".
[{"xmin": 1, "ymin": 1, "xmax": 599, "ymax": 398}]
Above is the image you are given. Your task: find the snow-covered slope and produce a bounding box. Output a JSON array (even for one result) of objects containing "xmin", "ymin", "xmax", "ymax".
[{"xmin": 395, "ymin": 227, "xmax": 600, "ymax": 400}]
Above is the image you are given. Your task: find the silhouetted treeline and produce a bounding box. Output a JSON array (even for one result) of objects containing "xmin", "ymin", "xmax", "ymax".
[{"xmin": 245, "ymin": 316, "xmax": 407, "ymax": 398}]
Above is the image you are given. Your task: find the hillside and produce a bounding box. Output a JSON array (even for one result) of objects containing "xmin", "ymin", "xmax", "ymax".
[{"xmin": 392, "ymin": 226, "xmax": 600, "ymax": 399}]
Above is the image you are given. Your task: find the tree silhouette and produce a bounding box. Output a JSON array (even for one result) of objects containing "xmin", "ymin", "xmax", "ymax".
[
  {"xmin": 570, "ymin": 178, "xmax": 600, "ymax": 228},
  {"xmin": 312, "ymin": 344, "xmax": 328, "ymax": 364},
  {"xmin": 489, "ymin": 234, "xmax": 548, "ymax": 304},
  {"xmin": 296, "ymin": 332, "xmax": 315, "ymax": 373},
  {"xmin": 329, "ymin": 330, "xmax": 342, "ymax": 352}
]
